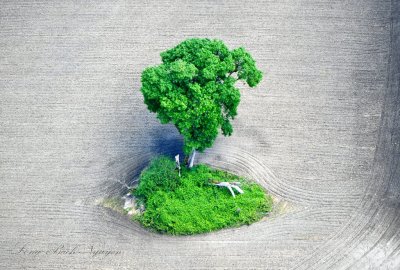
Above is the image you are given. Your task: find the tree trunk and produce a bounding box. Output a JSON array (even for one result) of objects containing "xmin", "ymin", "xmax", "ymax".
[{"xmin": 188, "ymin": 149, "xmax": 196, "ymax": 168}]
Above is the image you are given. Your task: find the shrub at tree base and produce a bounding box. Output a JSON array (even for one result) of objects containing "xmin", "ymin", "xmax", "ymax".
[{"xmin": 133, "ymin": 156, "xmax": 273, "ymax": 235}]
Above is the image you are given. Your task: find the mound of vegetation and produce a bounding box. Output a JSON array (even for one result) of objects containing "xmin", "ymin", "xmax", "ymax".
[{"xmin": 132, "ymin": 156, "xmax": 273, "ymax": 235}]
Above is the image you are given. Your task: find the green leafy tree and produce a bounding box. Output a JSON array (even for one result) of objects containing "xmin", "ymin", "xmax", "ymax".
[{"xmin": 140, "ymin": 38, "xmax": 263, "ymax": 167}]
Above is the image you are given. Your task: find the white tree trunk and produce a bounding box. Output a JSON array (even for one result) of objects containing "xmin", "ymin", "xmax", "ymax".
[
  {"xmin": 175, "ymin": 154, "xmax": 181, "ymax": 177},
  {"xmin": 188, "ymin": 149, "xmax": 196, "ymax": 168}
]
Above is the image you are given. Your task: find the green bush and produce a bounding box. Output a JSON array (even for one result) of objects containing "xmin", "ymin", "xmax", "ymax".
[
  {"xmin": 134, "ymin": 156, "xmax": 180, "ymax": 201},
  {"xmin": 133, "ymin": 156, "xmax": 273, "ymax": 235}
]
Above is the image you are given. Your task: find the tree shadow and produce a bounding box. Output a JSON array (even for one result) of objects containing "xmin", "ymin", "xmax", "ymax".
[
  {"xmin": 149, "ymin": 124, "xmax": 185, "ymax": 159},
  {"xmin": 104, "ymin": 123, "xmax": 185, "ymax": 198}
]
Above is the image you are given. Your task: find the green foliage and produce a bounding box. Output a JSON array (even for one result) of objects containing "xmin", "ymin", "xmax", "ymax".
[
  {"xmin": 133, "ymin": 157, "xmax": 272, "ymax": 235},
  {"xmin": 134, "ymin": 156, "xmax": 180, "ymax": 201},
  {"xmin": 140, "ymin": 38, "xmax": 263, "ymax": 154}
]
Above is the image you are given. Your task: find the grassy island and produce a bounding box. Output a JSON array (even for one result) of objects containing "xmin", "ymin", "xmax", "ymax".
[{"xmin": 131, "ymin": 156, "xmax": 273, "ymax": 235}]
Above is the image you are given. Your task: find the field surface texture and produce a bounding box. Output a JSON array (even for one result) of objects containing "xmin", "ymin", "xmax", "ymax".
[{"xmin": 0, "ymin": 0, "xmax": 399, "ymax": 269}]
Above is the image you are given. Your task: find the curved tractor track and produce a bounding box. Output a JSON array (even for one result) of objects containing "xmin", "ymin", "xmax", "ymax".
[{"xmin": 0, "ymin": 0, "xmax": 399, "ymax": 269}]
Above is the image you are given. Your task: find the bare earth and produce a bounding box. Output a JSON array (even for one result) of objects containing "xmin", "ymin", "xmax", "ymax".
[{"xmin": 1, "ymin": 0, "xmax": 399, "ymax": 269}]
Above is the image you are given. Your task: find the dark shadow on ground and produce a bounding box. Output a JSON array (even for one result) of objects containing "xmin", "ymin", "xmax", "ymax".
[
  {"xmin": 104, "ymin": 124, "xmax": 184, "ymax": 197},
  {"xmin": 149, "ymin": 124, "xmax": 185, "ymax": 159}
]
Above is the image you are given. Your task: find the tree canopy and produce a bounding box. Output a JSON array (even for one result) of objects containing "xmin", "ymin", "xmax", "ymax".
[{"xmin": 140, "ymin": 38, "xmax": 263, "ymax": 154}]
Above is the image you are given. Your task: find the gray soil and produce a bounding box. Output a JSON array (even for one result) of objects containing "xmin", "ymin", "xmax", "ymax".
[{"xmin": 1, "ymin": 0, "xmax": 399, "ymax": 269}]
